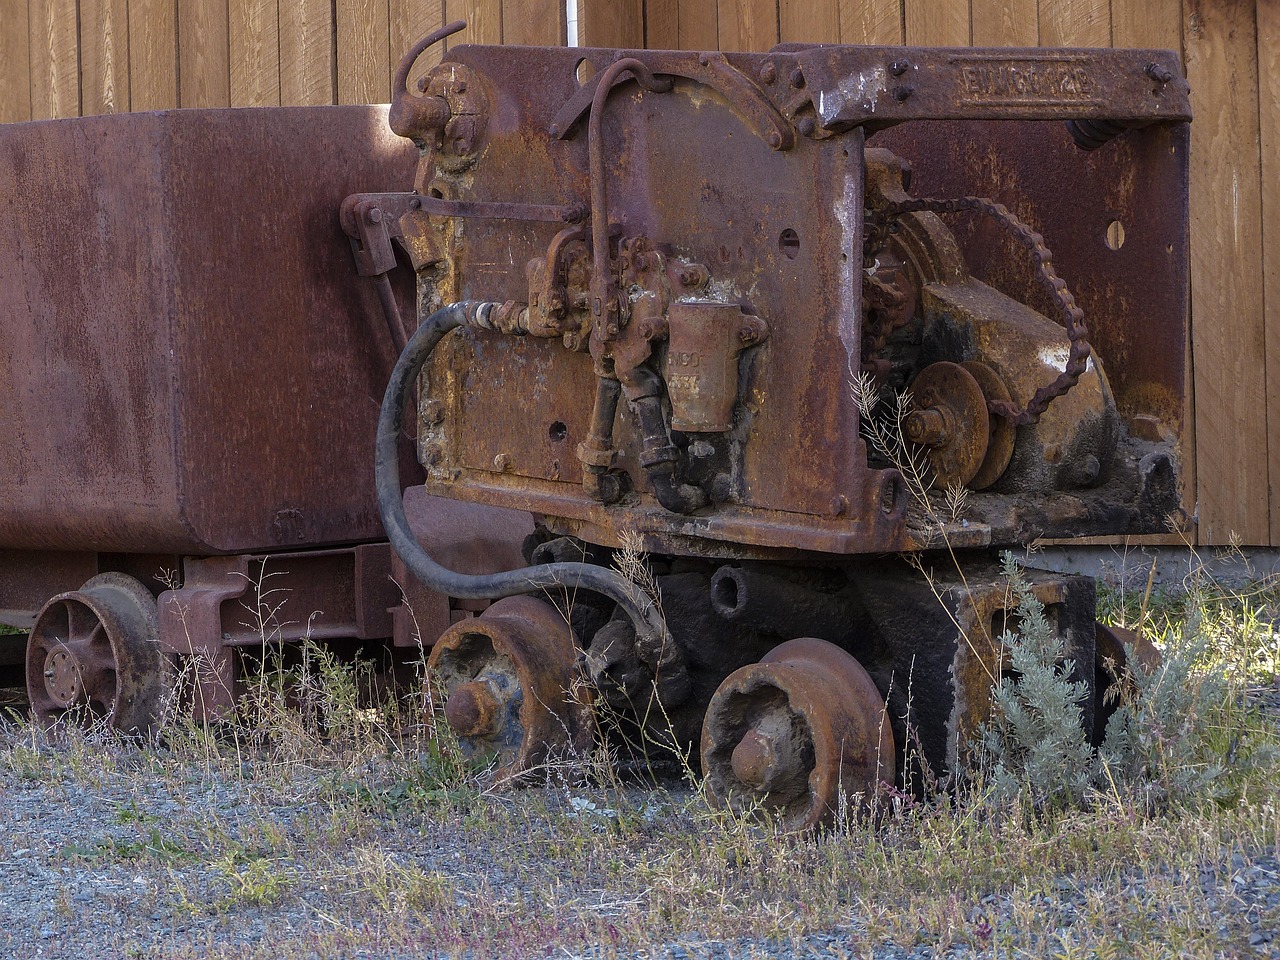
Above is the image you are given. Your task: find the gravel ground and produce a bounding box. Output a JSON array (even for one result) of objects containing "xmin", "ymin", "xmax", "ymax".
[{"xmin": 0, "ymin": 683, "xmax": 1277, "ymax": 960}]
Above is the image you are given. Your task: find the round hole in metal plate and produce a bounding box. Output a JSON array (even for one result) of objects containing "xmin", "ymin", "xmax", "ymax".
[
  {"xmin": 1105, "ymin": 220, "xmax": 1125, "ymax": 251},
  {"xmin": 548, "ymin": 421, "xmax": 568, "ymax": 442},
  {"xmin": 779, "ymin": 228, "xmax": 800, "ymax": 259},
  {"xmin": 575, "ymin": 58, "xmax": 596, "ymax": 86}
]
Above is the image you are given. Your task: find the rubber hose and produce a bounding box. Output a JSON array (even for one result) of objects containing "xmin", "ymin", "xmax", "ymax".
[{"xmin": 375, "ymin": 301, "xmax": 673, "ymax": 651}]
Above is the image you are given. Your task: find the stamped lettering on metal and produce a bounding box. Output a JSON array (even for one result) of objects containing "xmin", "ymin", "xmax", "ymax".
[{"xmin": 951, "ymin": 54, "xmax": 1103, "ymax": 108}]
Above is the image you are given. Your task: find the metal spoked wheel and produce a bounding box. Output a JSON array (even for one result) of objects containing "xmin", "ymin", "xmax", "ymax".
[
  {"xmin": 25, "ymin": 573, "xmax": 172, "ymax": 734},
  {"xmin": 701, "ymin": 637, "xmax": 895, "ymax": 833},
  {"xmin": 428, "ymin": 595, "xmax": 593, "ymax": 784}
]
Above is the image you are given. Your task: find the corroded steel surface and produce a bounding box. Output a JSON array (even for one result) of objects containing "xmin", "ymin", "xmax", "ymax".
[{"xmin": 0, "ymin": 107, "xmax": 416, "ymax": 554}]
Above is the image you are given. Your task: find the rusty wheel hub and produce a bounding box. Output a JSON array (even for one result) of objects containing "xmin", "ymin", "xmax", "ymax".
[
  {"xmin": 906, "ymin": 361, "xmax": 990, "ymax": 488},
  {"xmin": 25, "ymin": 573, "xmax": 171, "ymax": 733},
  {"xmin": 428, "ymin": 596, "xmax": 592, "ymax": 783},
  {"xmin": 701, "ymin": 637, "xmax": 895, "ymax": 832},
  {"xmin": 42, "ymin": 647, "xmax": 86, "ymax": 708}
]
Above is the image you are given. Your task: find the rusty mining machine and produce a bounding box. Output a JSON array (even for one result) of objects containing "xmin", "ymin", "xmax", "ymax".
[{"xmin": 347, "ymin": 26, "xmax": 1192, "ymax": 829}]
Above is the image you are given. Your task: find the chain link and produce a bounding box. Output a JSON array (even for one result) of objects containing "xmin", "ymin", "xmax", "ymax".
[{"xmin": 865, "ymin": 196, "xmax": 1091, "ymax": 427}]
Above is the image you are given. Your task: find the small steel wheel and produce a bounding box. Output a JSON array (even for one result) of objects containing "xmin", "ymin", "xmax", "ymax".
[
  {"xmin": 428, "ymin": 596, "xmax": 592, "ymax": 783},
  {"xmin": 26, "ymin": 573, "xmax": 171, "ymax": 734},
  {"xmin": 701, "ymin": 637, "xmax": 895, "ymax": 832}
]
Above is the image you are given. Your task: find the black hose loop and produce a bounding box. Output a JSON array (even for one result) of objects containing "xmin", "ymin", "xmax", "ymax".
[{"xmin": 375, "ymin": 302, "xmax": 674, "ymax": 653}]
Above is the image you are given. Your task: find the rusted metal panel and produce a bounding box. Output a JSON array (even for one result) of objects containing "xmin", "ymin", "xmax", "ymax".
[
  {"xmin": 0, "ymin": 106, "xmax": 417, "ymax": 554},
  {"xmin": 874, "ymin": 118, "xmax": 1190, "ymax": 439},
  {"xmin": 786, "ymin": 46, "xmax": 1191, "ymax": 129}
]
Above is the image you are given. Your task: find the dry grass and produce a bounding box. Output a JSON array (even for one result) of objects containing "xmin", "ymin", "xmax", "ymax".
[{"xmin": 0, "ymin": 550, "xmax": 1277, "ymax": 958}]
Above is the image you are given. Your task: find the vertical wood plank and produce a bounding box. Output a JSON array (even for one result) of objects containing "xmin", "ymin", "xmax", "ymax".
[
  {"xmin": 1184, "ymin": 0, "xmax": 1268, "ymax": 544},
  {"xmin": 230, "ymin": 0, "xmax": 281, "ymax": 106},
  {"xmin": 718, "ymin": 0, "xmax": 778, "ymax": 51},
  {"xmin": 1259, "ymin": 0, "xmax": 1280, "ymax": 542},
  {"xmin": 503, "ymin": 0, "xmax": 566, "ymax": 46},
  {"xmin": 391, "ymin": 0, "xmax": 444, "ymax": 100},
  {"xmin": 651, "ymin": 0, "xmax": 722, "ymax": 49},
  {"xmin": 337, "ymin": 0, "xmax": 391, "ymax": 104},
  {"xmin": 781, "ymin": 0, "xmax": 837, "ymax": 43},
  {"xmin": 80, "ymin": 0, "xmax": 130, "ymax": 114},
  {"xmin": 579, "ymin": 0, "xmax": 644, "ymax": 47},
  {"xmin": 29, "ymin": 0, "xmax": 80, "ymax": 118},
  {"xmin": 281, "ymin": 0, "xmax": 334, "ymax": 105},
  {"xmin": 1, "ymin": 0, "xmax": 32, "ymax": 122},
  {"xmin": 1110, "ymin": 0, "xmax": 1181, "ymax": 51},
  {"xmin": 129, "ymin": 0, "xmax": 178, "ymax": 109},
  {"xmin": 678, "ymin": 0, "xmax": 719, "ymax": 48},
  {"xmin": 180, "ymin": 0, "xmax": 231, "ymax": 107},
  {"xmin": 1039, "ymin": 0, "xmax": 1111, "ymax": 47},
  {"xmin": 971, "ymin": 0, "xmax": 1037, "ymax": 46},
  {"xmin": 447, "ymin": 0, "xmax": 503, "ymax": 45},
  {"xmin": 905, "ymin": 0, "xmax": 969, "ymax": 46},
  {"xmin": 646, "ymin": 0, "xmax": 681, "ymax": 47},
  {"xmin": 840, "ymin": 0, "xmax": 903, "ymax": 45}
]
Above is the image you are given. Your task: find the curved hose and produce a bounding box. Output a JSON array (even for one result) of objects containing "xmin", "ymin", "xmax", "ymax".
[{"xmin": 375, "ymin": 301, "xmax": 676, "ymax": 660}]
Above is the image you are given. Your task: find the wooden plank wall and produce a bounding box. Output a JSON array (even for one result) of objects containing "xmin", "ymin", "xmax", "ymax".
[{"xmin": 0, "ymin": 0, "xmax": 1271, "ymax": 547}]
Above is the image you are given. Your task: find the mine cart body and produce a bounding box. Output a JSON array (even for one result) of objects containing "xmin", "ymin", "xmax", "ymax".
[{"xmin": 0, "ymin": 106, "xmax": 528, "ymax": 721}]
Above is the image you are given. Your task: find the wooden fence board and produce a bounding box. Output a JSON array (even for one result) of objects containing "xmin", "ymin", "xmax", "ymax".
[
  {"xmin": 644, "ymin": 0, "xmax": 680, "ymax": 47},
  {"xmin": 337, "ymin": 0, "xmax": 391, "ymax": 104},
  {"xmin": 1259, "ymin": 0, "xmax": 1280, "ymax": 541},
  {"xmin": 579, "ymin": 0, "xmax": 643, "ymax": 47},
  {"xmin": 904, "ymin": 0, "xmax": 968, "ymax": 46},
  {"xmin": 28, "ymin": 0, "xmax": 78, "ymax": 118},
  {"xmin": 677, "ymin": 0, "xmax": 719, "ymax": 48},
  {"xmin": 128, "ymin": 0, "xmax": 178, "ymax": 110},
  {"xmin": 179, "ymin": 0, "xmax": 231, "ymax": 108},
  {"xmin": 79, "ymin": 0, "xmax": 129, "ymax": 114},
  {"xmin": 781, "ymin": 0, "xmax": 837, "ymax": 43},
  {"xmin": 504, "ymin": 0, "xmax": 566, "ymax": 46},
  {"xmin": 1038, "ymin": 0, "xmax": 1111, "ymax": 48},
  {"xmin": 0, "ymin": 0, "xmax": 31, "ymax": 122},
  {"xmin": 280, "ymin": 0, "xmax": 333, "ymax": 105},
  {"xmin": 971, "ymin": 0, "xmax": 1036, "ymax": 46},
  {"xmin": 717, "ymin": 0, "xmax": 777, "ymax": 50},
  {"xmin": 1184, "ymin": 0, "xmax": 1268, "ymax": 544},
  {"xmin": 447, "ymin": 0, "xmax": 503, "ymax": 45},
  {"xmin": 390, "ymin": 0, "xmax": 444, "ymax": 96},
  {"xmin": 840, "ymin": 0, "xmax": 903, "ymax": 45},
  {"xmin": 1110, "ymin": 0, "xmax": 1181, "ymax": 51},
  {"xmin": 230, "ymin": 0, "xmax": 281, "ymax": 106}
]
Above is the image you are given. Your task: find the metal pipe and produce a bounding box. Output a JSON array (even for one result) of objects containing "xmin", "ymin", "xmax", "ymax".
[
  {"xmin": 373, "ymin": 273, "xmax": 409, "ymax": 355},
  {"xmin": 586, "ymin": 58, "xmax": 672, "ymax": 330}
]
